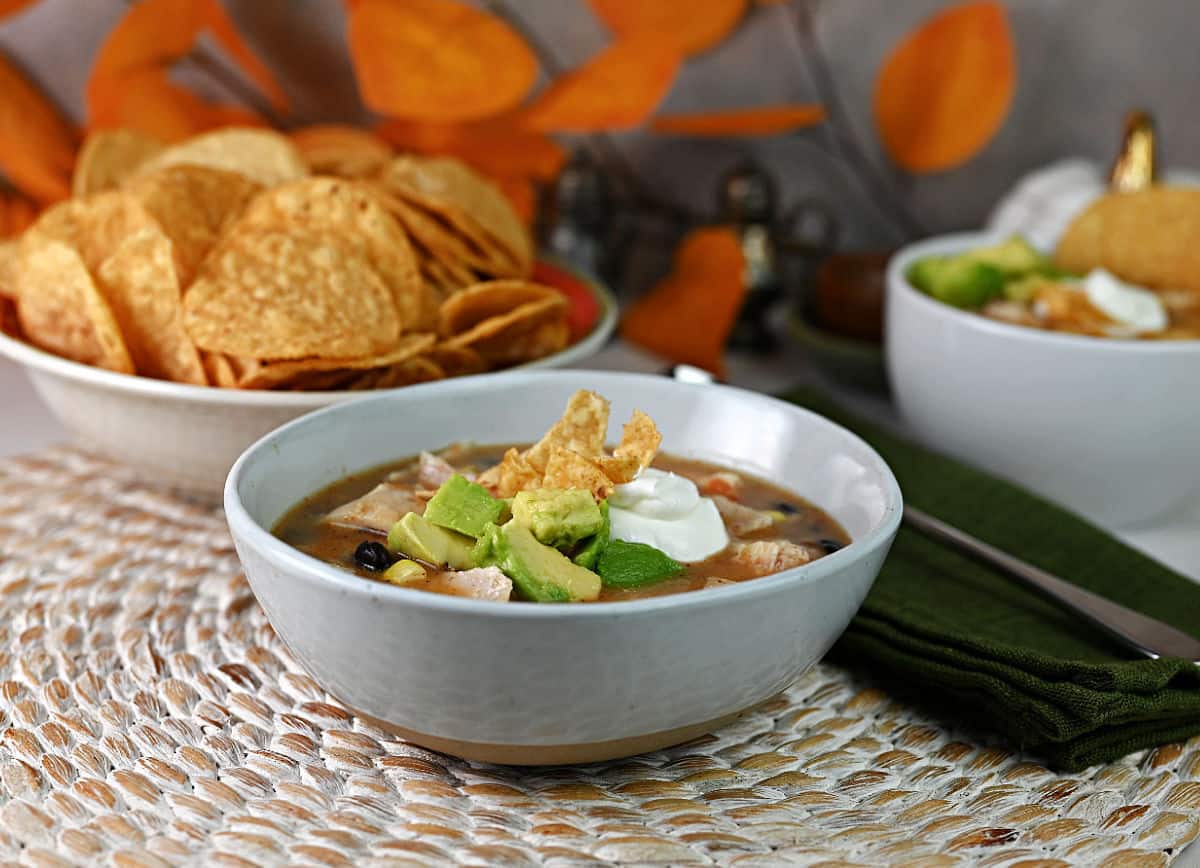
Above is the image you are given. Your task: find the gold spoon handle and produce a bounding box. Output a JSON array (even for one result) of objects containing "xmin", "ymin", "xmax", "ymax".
[{"xmin": 1109, "ymin": 110, "xmax": 1158, "ymax": 192}]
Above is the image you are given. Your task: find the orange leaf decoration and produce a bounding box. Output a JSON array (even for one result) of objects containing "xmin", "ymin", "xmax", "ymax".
[
  {"xmin": 87, "ymin": 0, "xmax": 287, "ymax": 138},
  {"xmin": 347, "ymin": 0, "xmax": 538, "ymax": 123},
  {"xmin": 493, "ymin": 176, "xmax": 537, "ymax": 225},
  {"xmin": 375, "ymin": 115, "xmax": 566, "ymax": 181},
  {"xmin": 621, "ymin": 226, "xmax": 747, "ymax": 376},
  {"xmin": 0, "ymin": 0, "xmax": 38, "ymax": 18},
  {"xmin": 652, "ymin": 104, "xmax": 826, "ymax": 137},
  {"xmin": 0, "ymin": 51, "xmax": 76, "ymax": 204},
  {"xmin": 874, "ymin": 0, "xmax": 1015, "ymax": 173},
  {"xmin": 0, "ymin": 190, "xmax": 36, "ymax": 237},
  {"xmin": 522, "ymin": 35, "xmax": 682, "ymax": 133},
  {"xmin": 589, "ymin": 0, "xmax": 748, "ymax": 56},
  {"xmin": 90, "ymin": 69, "xmax": 263, "ymax": 143}
]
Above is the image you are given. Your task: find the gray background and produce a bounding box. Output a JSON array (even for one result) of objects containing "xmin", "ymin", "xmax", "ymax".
[{"xmin": 2, "ymin": 0, "xmax": 1197, "ymax": 251}]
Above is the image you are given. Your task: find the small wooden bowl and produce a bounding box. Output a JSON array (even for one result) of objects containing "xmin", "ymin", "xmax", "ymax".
[{"xmin": 812, "ymin": 250, "xmax": 893, "ymax": 343}]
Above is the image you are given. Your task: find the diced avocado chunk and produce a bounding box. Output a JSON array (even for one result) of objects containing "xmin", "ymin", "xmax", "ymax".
[
  {"xmin": 919, "ymin": 257, "xmax": 1005, "ymax": 309},
  {"xmin": 386, "ymin": 512, "xmax": 475, "ymax": 570},
  {"xmin": 470, "ymin": 522, "xmax": 504, "ymax": 572},
  {"xmin": 906, "ymin": 255, "xmax": 948, "ymax": 295},
  {"xmin": 473, "ymin": 522, "xmax": 601, "ymax": 602},
  {"xmin": 596, "ymin": 539, "xmax": 683, "ymax": 589},
  {"xmin": 511, "ymin": 488, "xmax": 603, "ymax": 549},
  {"xmin": 423, "ymin": 474, "xmax": 506, "ymax": 538},
  {"xmin": 964, "ymin": 235, "xmax": 1049, "ymax": 276},
  {"xmin": 572, "ymin": 501, "xmax": 610, "ymax": 570}
]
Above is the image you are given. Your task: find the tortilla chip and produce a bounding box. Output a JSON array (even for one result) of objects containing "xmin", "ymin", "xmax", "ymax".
[
  {"xmin": 428, "ymin": 344, "xmax": 488, "ymax": 377},
  {"xmin": 419, "ymin": 258, "xmax": 465, "ymax": 297},
  {"xmin": 421, "ymin": 253, "xmax": 478, "ymax": 297},
  {"xmin": 613, "ymin": 409, "xmax": 662, "ymax": 472},
  {"xmin": 379, "ymin": 190, "xmax": 517, "ymax": 278},
  {"xmin": 1056, "ymin": 188, "xmax": 1200, "ymax": 294},
  {"xmin": 371, "ymin": 355, "xmax": 446, "ymax": 389},
  {"xmin": 0, "ymin": 239, "xmax": 18, "ymax": 299},
  {"xmin": 200, "ymin": 351, "xmax": 240, "ymax": 388},
  {"xmin": 0, "ymin": 294, "xmax": 19, "ymax": 338},
  {"xmin": 96, "ymin": 226, "xmax": 206, "ymax": 384},
  {"xmin": 473, "ymin": 316, "xmax": 568, "ymax": 367},
  {"xmin": 594, "ymin": 454, "xmax": 641, "ymax": 484},
  {"xmin": 377, "ymin": 155, "xmax": 532, "ymax": 276},
  {"xmin": 441, "ymin": 296, "xmax": 566, "ymax": 363},
  {"xmin": 235, "ymin": 177, "xmax": 429, "ymax": 330},
  {"xmin": 182, "ymin": 228, "xmax": 401, "ymax": 360},
  {"xmin": 439, "ymin": 280, "xmax": 563, "ymax": 335},
  {"xmin": 24, "ymin": 192, "xmax": 157, "ymax": 274},
  {"xmin": 345, "ymin": 368, "xmax": 386, "ymax": 391},
  {"xmin": 15, "ymin": 238, "xmax": 134, "ymax": 373},
  {"xmin": 235, "ymin": 333, "xmax": 436, "ymax": 389},
  {"xmin": 124, "ymin": 164, "xmax": 263, "ymax": 286},
  {"xmin": 289, "ymin": 125, "xmax": 393, "ymax": 178},
  {"xmin": 524, "ymin": 389, "xmax": 610, "ymax": 473},
  {"xmin": 73, "ymin": 128, "xmax": 163, "ymax": 196},
  {"xmin": 542, "ymin": 446, "xmax": 614, "ymax": 500},
  {"xmin": 133, "ymin": 127, "xmax": 308, "ymax": 188},
  {"xmin": 477, "ymin": 447, "xmax": 542, "ymax": 498},
  {"xmin": 475, "ymin": 391, "xmax": 661, "ymax": 497}
]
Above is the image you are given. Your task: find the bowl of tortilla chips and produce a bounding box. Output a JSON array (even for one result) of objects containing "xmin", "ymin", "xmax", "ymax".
[{"xmin": 0, "ymin": 127, "xmax": 617, "ymax": 500}]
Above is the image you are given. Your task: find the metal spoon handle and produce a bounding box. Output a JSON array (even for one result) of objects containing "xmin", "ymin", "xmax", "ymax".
[{"xmin": 903, "ymin": 505, "xmax": 1200, "ymax": 662}]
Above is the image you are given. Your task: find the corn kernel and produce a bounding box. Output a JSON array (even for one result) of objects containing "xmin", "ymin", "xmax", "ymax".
[{"xmin": 382, "ymin": 559, "xmax": 427, "ymax": 586}]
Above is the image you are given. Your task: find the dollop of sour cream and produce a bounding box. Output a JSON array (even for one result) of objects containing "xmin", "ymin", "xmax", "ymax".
[
  {"xmin": 1082, "ymin": 269, "xmax": 1168, "ymax": 333},
  {"xmin": 608, "ymin": 468, "xmax": 729, "ymax": 563}
]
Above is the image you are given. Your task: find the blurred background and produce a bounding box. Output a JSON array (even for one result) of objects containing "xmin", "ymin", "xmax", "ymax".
[
  {"xmin": 2, "ymin": 0, "xmax": 1198, "ymax": 389},
  {"xmin": 3, "ymin": 0, "xmax": 1197, "ymax": 252}
]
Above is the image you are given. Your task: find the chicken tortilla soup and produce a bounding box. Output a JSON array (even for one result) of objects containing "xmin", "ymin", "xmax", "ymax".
[{"xmin": 275, "ymin": 390, "xmax": 850, "ymax": 603}]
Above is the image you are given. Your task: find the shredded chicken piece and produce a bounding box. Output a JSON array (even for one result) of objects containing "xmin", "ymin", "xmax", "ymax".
[
  {"xmin": 712, "ymin": 495, "xmax": 776, "ymax": 536},
  {"xmin": 424, "ymin": 567, "xmax": 513, "ymax": 601},
  {"xmin": 982, "ymin": 299, "xmax": 1041, "ymax": 328},
  {"xmin": 323, "ymin": 483, "xmax": 423, "ymax": 534},
  {"xmin": 730, "ymin": 540, "xmax": 812, "ymax": 575},
  {"xmin": 417, "ymin": 451, "xmax": 469, "ymax": 489},
  {"xmin": 1161, "ymin": 290, "xmax": 1200, "ymax": 315},
  {"xmin": 699, "ymin": 471, "xmax": 742, "ymax": 499}
]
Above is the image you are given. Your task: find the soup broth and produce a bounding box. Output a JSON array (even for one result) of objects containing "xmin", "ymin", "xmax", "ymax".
[{"xmin": 276, "ymin": 445, "xmax": 850, "ymax": 603}]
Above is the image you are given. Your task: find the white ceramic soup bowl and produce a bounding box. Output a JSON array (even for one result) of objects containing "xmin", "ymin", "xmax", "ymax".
[
  {"xmin": 0, "ymin": 263, "xmax": 616, "ymax": 502},
  {"xmin": 887, "ymin": 232, "xmax": 1200, "ymax": 527},
  {"xmin": 225, "ymin": 370, "xmax": 902, "ymax": 764}
]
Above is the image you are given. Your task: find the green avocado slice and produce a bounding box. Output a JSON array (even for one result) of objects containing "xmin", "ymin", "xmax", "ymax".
[{"xmin": 474, "ymin": 522, "xmax": 601, "ymax": 602}]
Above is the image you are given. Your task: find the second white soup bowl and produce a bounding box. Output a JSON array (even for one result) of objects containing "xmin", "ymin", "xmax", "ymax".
[{"xmin": 887, "ymin": 232, "xmax": 1200, "ymax": 527}]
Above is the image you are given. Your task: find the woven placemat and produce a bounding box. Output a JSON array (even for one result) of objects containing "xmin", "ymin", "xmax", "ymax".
[{"xmin": 1, "ymin": 447, "xmax": 1198, "ymax": 867}]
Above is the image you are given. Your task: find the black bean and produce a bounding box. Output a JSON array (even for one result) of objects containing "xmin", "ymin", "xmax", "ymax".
[
  {"xmin": 818, "ymin": 538, "xmax": 843, "ymax": 554},
  {"xmin": 773, "ymin": 501, "xmax": 799, "ymax": 514},
  {"xmin": 354, "ymin": 541, "xmax": 392, "ymax": 571}
]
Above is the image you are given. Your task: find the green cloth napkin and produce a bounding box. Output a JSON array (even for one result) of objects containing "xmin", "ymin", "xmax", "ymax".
[{"xmin": 785, "ymin": 388, "xmax": 1200, "ymax": 771}]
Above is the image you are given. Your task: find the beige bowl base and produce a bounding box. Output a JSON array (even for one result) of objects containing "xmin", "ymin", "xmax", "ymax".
[{"xmin": 350, "ymin": 706, "xmax": 752, "ymax": 766}]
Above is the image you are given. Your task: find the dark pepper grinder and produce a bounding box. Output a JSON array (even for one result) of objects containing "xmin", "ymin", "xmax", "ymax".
[
  {"xmin": 719, "ymin": 160, "xmax": 784, "ymax": 353},
  {"xmin": 538, "ymin": 151, "xmax": 614, "ymax": 283}
]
